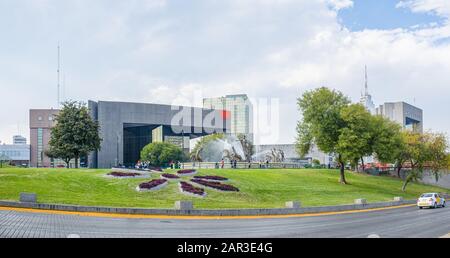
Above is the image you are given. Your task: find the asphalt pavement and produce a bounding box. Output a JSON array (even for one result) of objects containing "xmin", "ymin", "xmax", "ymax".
[{"xmin": 0, "ymin": 205, "xmax": 449, "ymax": 238}]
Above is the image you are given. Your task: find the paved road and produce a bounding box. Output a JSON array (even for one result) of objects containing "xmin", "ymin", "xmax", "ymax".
[{"xmin": 0, "ymin": 205, "xmax": 449, "ymax": 238}]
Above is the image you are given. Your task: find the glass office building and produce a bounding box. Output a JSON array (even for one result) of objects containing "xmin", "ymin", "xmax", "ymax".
[{"xmin": 203, "ymin": 94, "xmax": 253, "ymax": 142}]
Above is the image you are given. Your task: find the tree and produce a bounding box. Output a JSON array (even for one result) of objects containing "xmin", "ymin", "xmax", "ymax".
[
  {"xmin": 45, "ymin": 149, "xmax": 73, "ymax": 168},
  {"xmin": 48, "ymin": 101, "xmax": 102, "ymax": 168},
  {"xmin": 0, "ymin": 153, "xmax": 10, "ymax": 168},
  {"xmin": 296, "ymin": 87, "xmax": 351, "ymax": 184},
  {"xmin": 337, "ymin": 104, "xmax": 373, "ymax": 172},
  {"xmin": 141, "ymin": 142, "xmax": 184, "ymax": 167},
  {"xmin": 426, "ymin": 132, "xmax": 448, "ymax": 183},
  {"xmin": 371, "ymin": 115, "xmax": 404, "ymax": 177},
  {"xmin": 400, "ymin": 131, "xmax": 430, "ymax": 191}
]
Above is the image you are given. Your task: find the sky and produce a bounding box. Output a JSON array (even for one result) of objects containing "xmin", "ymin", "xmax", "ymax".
[{"xmin": 1, "ymin": 0, "xmax": 450, "ymax": 145}]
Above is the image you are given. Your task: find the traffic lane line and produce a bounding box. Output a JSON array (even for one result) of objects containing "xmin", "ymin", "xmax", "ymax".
[{"xmin": 0, "ymin": 204, "xmax": 416, "ymax": 220}]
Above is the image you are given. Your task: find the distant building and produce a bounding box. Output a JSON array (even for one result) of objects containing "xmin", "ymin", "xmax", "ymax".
[
  {"xmin": 13, "ymin": 135, "xmax": 27, "ymax": 145},
  {"xmin": 254, "ymin": 144, "xmax": 334, "ymax": 166},
  {"xmin": 360, "ymin": 66, "xmax": 376, "ymax": 114},
  {"xmin": 376, "ymin": 102, "xmax": 423, "ymax": 133},
  {"xmin": 0, "ymin": 136, "xmax": 30, "ymax": 166},
  {"xmin": 203, "ymin": 94, "xmax": 253, "ymax": 142}
]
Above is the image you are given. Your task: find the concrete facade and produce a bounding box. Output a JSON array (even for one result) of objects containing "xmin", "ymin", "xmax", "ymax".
[
  {"xmin": 88, "ymin": 100, "xmax": 229, "ymax": 168},
  {"xmin": 376, "ymin": 102, "xmax": 423, "ymax": 133}
]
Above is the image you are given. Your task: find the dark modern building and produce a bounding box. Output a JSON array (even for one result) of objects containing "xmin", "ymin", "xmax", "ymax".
[{"xmin": 88, "ymin": 100, "xmax": 230, "ymax": 168}]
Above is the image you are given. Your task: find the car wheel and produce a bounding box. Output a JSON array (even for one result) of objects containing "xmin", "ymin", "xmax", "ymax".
[{"xmin": 419, "ymin": 207, "xmax": 423, "ymax": 209}]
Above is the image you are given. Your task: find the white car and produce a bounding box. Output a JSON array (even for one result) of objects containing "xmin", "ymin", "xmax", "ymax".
[{"xmin": 417, "ymin": 193, "xmax": 446, "ymax": 209}]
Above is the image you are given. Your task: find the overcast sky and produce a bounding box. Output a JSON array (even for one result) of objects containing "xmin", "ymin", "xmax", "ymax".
[{"xmin": 1, "ymin": 0, "xmax": 450, "ymax": 145}]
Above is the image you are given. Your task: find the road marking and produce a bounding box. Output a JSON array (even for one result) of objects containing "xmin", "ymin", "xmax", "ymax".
[
  {"xmin": 67, "ymin": 234, "xmax": 80, "ymax": 238},
  {"xmin": 0, "ymin": 204, "xmax": 415, "ymax": 220},
  {"xmin": 367, "ymin": 234, "xmax": 381, "ymax": 238},
  {"xmin": 440, "ymin": 233, "xmax": 450, "ymax": 238}
]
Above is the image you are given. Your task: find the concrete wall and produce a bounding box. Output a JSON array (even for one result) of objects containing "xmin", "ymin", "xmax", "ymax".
[
  {"xmin": 90, "ymin": 101, "xmax": 229, "ymax": 168},
  {"xmin": 0, "ymin": 199, "xmax": 416, "ymax": 216}
]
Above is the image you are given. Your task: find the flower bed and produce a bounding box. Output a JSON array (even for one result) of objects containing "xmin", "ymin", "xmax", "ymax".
[
  {"xmin": 193, "ymin": 175, "xmax": 229, "ymax": 181},
  {"xmin": 161, "ymin": 173, "xmax": 180, "ymax": 180},
  {"xmin": 191, "ymin": 179, "xmax": 239, "ymax": 192},
  {"xmin": 177, "ymin": 169, "xmax": 198, "ymax": 177},
  {"xmin": 108, "ymin": 172, "xmax": 142, "ymax": 177},
  {"xmin": 179, "ymin": 182, "xmax": 206, "ymax": 197},
  {"xmin": 107, "ymin": 172, "xmax": 150, "ymax": 179},
  {"xmin": 136, "ymin": 179, "xmax": 168, "ymax": 192}
]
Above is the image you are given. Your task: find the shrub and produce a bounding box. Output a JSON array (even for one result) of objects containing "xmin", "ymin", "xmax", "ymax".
[
  {"xmin": 191, "ymin": 179, "xmax": 239, "ymax": 192},
  {"xmin": 139, "ymin": 179, "xmax": 168, "ymax": 190},
  {"xmin": 194, "ymin": 176, "xmax": 228, "ymax": 181},
  {"xmin": 179, "ymin": 182, "xmax": 205, "ymax": 196}
]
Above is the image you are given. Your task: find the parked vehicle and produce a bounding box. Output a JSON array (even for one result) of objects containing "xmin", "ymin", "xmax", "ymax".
[{"xmin": 417, "ymin": 193, "xmax": 446, "ymax": 209}]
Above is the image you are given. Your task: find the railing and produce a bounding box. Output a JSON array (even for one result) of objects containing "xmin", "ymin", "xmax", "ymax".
[{"xmin": 181, "ymin": 162, "xmax": 304, "ymax": 170}]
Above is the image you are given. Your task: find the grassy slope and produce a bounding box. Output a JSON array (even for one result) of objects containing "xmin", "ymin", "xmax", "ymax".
[{"xmin": 0, "ymin": 168, "xmax": 447, "ymax": 209}]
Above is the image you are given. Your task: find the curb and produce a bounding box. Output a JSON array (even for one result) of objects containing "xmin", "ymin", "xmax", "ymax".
[{"xmin": 0, "ymin": 200, "xmax": 416, "ymax": 217}]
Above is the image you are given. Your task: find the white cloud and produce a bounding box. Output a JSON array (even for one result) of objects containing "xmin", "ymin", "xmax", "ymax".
[
  {"xmin": 0, "ymin": 0, "xmax": 450, "ymax": 145},
  {"xmin": 396, "ymin": 0, "xmax": 450, "ymax": 17}
]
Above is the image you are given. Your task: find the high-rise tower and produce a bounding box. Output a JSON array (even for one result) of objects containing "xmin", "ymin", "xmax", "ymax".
[{"xmin": 360, "ymin": 66, "xmax": 376, "ymax": 114}]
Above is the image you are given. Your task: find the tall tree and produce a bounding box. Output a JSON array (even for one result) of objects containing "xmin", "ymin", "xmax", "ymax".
[
  {"xmin": 426, "ymin": 132, "xmax": 448, "ymax": 183},
  {"xmin": 337, "ymin": 104, "xmax": 373, "ymax": 172},
  {"xmin": 372, "ymin": 115, "xmax": 405, "ymax": 176},
  {"xmin": 48, "ymin": 101, "xmax": 102, "ymax": 168},
  {"xmin": 402, "ymin": 131, "xmax": 431, "ymax": 191},
  {"xmin": 296, "ymin": 87, "xmax": 351, "ymax": 184}
]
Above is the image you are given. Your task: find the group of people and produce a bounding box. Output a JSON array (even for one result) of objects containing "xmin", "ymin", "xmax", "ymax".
[{"xmin": 213, "ymin": 159, "xmax": 271, "ymax": 169}]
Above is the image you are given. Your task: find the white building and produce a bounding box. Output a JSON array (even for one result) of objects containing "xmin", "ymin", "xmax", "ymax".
[
  {"xmin": 203, "ymin": 94, "xmax": 253, "ymax": 142},
  {"xmin": 376, "ymin": 102, "xmax": 423, "ymax": 133},
  {"xmin": 13, "ymin": 135, "xmax": 27, "ymax": 145},
  {"xmin": 360, "ymin": 66, "xmax": 376, "ymax": 114}
]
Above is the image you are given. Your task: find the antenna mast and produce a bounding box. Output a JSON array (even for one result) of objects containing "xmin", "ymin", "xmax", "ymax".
[
  {"xmin": 57, "ymin": 45, "xmax": 61, "ymax": 108},
  {"xmin": 364, "ymin": 65, "xmax": 368, "ymax": 96}
]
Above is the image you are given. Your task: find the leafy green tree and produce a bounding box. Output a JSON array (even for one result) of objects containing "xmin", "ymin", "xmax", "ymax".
[
  {"xmin": 371, "ymin": 115, "xmax": 405, "ymax": 176},
  {"xmin": 400, "ymin": 131, "xmax": 430, "ymax": 191},
  {"xmin": 337, "ymin": 104, "xmax": 373, "ymax": 172},
  {"xmin": 190, "ymin": 134, "xmax": 225, "ymax": 162},
  {"xmin": 48, "ymin": 101, "xmax": 102, "ymax": 168},
  {"xmin": 0, "ymin": 153, "xmax": 10, "ymax": 168},
  {"xmin": 296, "ymin": 87, "xmax": 351, "ymax": 184},
  {"xmin": 426, "ymin": 132, "xmax": 448, "ymax": 183},
  {"xmin": 45, "ymin": 149, "xmax": 73, "ymax": 168},
  {"xmin": 141, "ymin": 142, "xmax": 184, "ymax": 167}
]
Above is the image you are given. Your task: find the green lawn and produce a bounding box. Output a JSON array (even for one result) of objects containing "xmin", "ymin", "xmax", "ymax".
[{"xmin": 0, "ymin": 168, "xmax": 448, "ymax": 209}]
